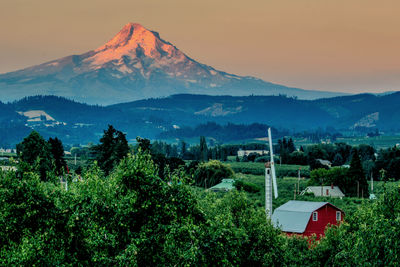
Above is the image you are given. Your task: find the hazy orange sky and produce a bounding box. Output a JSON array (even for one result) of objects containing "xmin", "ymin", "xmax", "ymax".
[{"xmin": 1, "ymin": 0, "xmax": 399, "ymax": 93}]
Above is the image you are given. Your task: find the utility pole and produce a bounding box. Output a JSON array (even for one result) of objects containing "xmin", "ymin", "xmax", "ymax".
[
  {"xmin": 371, "ymin": 172, "xmax": 374, "ymax": 193},
  {"xmin": 297, "ymin": 168, "xmax": 301, "ymax": 194}
]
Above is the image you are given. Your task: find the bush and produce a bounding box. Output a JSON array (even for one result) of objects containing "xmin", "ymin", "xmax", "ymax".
[
  {"xmin": 234, "ymin": 180, "xmax": 261, "ymax": 193},
  {"xmin": 255, "ymin": 156, "xmax": 269, "ymax": 162},
  {"xmin": 193, "ymin": 160, "xmax": 234, "ymax": 188}
]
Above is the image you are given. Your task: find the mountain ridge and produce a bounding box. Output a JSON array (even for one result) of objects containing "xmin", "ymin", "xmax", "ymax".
[{"xmin": 1, "ymin": 92, "xmax": 400, "ymax": 146}]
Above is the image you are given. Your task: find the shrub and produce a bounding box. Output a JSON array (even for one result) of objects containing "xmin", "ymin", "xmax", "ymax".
[
  {"xmin": 255, "ymin": 156, "xmax": 269, "ymax": 162},
  {"xmin": 193, "ymin": 160, "xmax": 234, "ymax": 188},
  {"xmin": 234, "ymin": 180, "xmax": 261, "ymax": 193}
]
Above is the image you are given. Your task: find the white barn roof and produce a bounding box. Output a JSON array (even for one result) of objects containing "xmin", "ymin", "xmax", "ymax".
[
  {"xmin": 272, "ymin": 201, "xmax": 330, "ymax": 233},
  {"xmin": 301, "ymin": 186, "xmax": 345, "ymax": 198}
]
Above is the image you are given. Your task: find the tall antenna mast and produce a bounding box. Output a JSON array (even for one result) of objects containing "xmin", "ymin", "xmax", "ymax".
[
  {"xmin": 265, "ymin": 128, "xmax": 278, "ymax": 219},
  {"xmin": 268, "ymin": 128, "xmax": 278, "ymax": 198}
]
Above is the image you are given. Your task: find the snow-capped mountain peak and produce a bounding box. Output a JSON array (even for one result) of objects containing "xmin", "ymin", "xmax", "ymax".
[
  {"xmin": 0, "ymin": 23, "xmax": 348, "ymax": 105},
  {"xmin": 89, "ymin": 23, "xmax": 182, "ymax": 67}
]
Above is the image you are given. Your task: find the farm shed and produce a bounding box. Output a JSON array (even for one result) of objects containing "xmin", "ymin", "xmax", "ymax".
[
  {"xmin": 300, "ymin": 185, "xmax": 345, "ymax": 198},
  {"xmin": 209, "ymin": 179, "xmax": 235, "ymax": 192},
  {"xmin": 272, "ymin": 200, "xmax": 344, "ymax": 238}
]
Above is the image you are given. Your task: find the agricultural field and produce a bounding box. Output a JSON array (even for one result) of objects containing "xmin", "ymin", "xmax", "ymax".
[
  {"xmin": 228, "ymin": 161, "xmax": 310, "ymax": 178},
  {"xmin": 293, "ymin": 135, "xmax": 400, "ymax": 149},
  {"xmin": 336, "ymin": 135, "xmax": 400, "ymax": 149}
]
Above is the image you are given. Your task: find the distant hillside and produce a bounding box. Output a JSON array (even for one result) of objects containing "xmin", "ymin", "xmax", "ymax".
[{"xmin": 1, "ymin": 93, "xmax": 400, "ymax": 146}]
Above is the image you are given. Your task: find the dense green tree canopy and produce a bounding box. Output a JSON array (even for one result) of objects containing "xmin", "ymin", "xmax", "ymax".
[
  {"xmin": 93, "ymin": 125, "xmax": 129, "ymax": 175},
  {"xmin": 16, "ymin": 131, "xmax": 52, "ymax": 180}
]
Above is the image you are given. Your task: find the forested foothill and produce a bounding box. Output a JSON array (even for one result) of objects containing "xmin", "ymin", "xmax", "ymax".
[
  {"xmin": 1, "ymin": 126, "xmax": 400, "ymax": 265},
  {"xmin": 4, "ymin": 93, "xmax": 400, "ymax": 147}
]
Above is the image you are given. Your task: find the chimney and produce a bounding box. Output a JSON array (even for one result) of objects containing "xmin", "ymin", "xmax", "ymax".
[{"xmin": 331, "ymin": 184, "xmax": 334, "ymax": 189}]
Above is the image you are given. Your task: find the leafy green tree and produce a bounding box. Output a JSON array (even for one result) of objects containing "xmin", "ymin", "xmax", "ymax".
[
  {"xmin": 0, "ymin": 171, "xmax": 70, "ymax": 265},
  {"xmin": 93, "ymin": 125, "xmax": 129, "ymax": 175},
  {"xmin": 197, "ymin": 191, "xmax": 285, "ymax": 265},
  {"xmin": 287, "ymin": 151, "xmax": 308, "ymax": 165},
  {"xmin": 357, "ymin": 144, "xmax": 376, "ymax": 161},
  {"xmin": 309, "ymin": 168, "xmax": 329, "ymax": 186},
  {"xmin": 17, "ymin": 131, "xmax": 52, "ymax": 181},
  {"xmin": 193, "ymin": 160, "xmax": 234, "ymax": 188},
  {"xmin": 309, "ymin": 167, "xmax": 352, "ymax": 195}
]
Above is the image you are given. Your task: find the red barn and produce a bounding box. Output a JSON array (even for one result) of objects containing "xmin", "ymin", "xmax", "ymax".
[{"xmin": 271, "ymin": 200, "xmax": 344, "ymax": 238}]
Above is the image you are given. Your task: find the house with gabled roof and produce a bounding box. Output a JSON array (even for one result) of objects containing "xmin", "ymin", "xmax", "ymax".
[
  {"xmin": 300, "ymin": 185, "xmax": 345, "ymax": 198},
  {"xmin": 272, "ymin": 200, "xmax": 344, "ymax": 238}
]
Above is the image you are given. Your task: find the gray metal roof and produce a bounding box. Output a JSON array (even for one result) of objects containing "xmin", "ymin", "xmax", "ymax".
[
  {"xmin": 271, "ymin": 200, "xmax": 329, "ymax": 233},
  {"xmin": 209, "ymin": 179, "xmax": 235, "ymax": 192},
  {"xmin": 301, "ymin": 186, "xmax": 345, "ymax": 197}
]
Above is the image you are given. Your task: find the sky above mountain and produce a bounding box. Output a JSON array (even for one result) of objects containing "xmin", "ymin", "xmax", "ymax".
[{"xmin": 1, "ymin": 0, "xmax": 400, "ymax": 94}]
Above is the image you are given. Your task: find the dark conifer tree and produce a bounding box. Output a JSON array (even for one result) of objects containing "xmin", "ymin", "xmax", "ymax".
[
  {"xmin": 287, "ymin": 138, "xmax": 296, "ymax": 153},
  {"xmin": 199, "ymin": 136, "xmax": 208, "ymax": 162},
  {"xmin": 94, "ymin": 125, "xmax": 129, "ymax": 175},
  {"xmin": 180, "ymin": 140, "xmax": 187, "ymax": 158},
  {"xmin": 332, "ymin": 153, "xmax": 344, "ymax": 167},
  {"xmin": 348, "ymin": 148, "xmax": 369, "ymax": 197},
  {"xmin": 48, "ymin": 137, "xmax": 67, "ymax": 175}
]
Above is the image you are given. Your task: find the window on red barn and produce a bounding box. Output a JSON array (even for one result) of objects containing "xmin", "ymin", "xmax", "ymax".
[
  {"xmin": 336, "ymin": 211, "xmax": 341, "ymax": 221},
  {"xmin": 312, "ymin": 211, "xmax": 318, "ymax": 221}
]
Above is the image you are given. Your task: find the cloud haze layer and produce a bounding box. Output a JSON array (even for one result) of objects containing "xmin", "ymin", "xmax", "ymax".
[{"xmin": 1, "ymin": 0, "xmax": 399, "ymax": 93}]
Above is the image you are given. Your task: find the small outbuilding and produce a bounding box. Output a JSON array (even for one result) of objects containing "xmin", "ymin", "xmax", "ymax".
[
  {"xmin": 316, "ymin": 159, "xmax": 332, "ymax": 168},
  {"xmin": 209, "ymin": 179, "xmax": 235, "ymax": 192},
  {"xmin": 300, "ymin": 185, "xmax": 345, "ymax": 198},
  {"xmin": 272, "ymin": 200, "xmax": 344, "ymax": 238},
  {"xmin": 237, "ymin": 149, "xmax": 268, "ymax": 157}
]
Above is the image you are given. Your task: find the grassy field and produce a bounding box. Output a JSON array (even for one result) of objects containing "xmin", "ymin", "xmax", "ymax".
[{"xmin": 227, "ymin": 162, "xmax": 310, "ymax": 178}]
